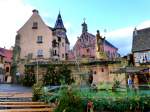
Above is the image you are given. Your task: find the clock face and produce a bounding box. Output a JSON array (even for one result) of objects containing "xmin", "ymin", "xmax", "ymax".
[{"xmin": 57, "ymin": 31, "xmax": 65, "ymax": 37}]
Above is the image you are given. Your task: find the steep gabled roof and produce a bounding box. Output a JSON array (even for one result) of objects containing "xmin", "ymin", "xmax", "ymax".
[
  {"xmin": 79, "ymin": 32, "xmax": 118, "ymax": 49},
  {"xmin": 54, "ymin": 13, "xmax": 66, "ymax": 31},
  {"xmin": 105, "ymin": 40, "xmax": 118, "ymax": 50},
  {"xmin": 132, "ymin": 27, "xmax": 150, "ymax": 52},
  {"xmin": 0, "ymin": 48, "xmax": 5, "ymax": 57}
]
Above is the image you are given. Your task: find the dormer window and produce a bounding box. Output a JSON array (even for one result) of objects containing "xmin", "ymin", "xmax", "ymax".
[
  {"xmin": 32, "ymin": 22, "xmax": 38, "ymax": 29},
  {"xmin": 37, "ymin": 36, "xmax": 43, "ymax": 43}
]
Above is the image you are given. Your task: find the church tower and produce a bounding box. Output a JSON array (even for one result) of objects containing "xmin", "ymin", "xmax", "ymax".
[{"xmin": 82, "ymin": 20, "xmax": 88, "ymax": 33}]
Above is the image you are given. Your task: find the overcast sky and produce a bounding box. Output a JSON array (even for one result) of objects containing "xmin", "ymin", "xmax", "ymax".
[{"xmin": 1, "ymin": 0, "xmax": 150, "ymax": 56}]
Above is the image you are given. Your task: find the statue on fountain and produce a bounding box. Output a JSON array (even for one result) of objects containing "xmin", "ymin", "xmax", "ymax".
[
  {"xmin": 96, "ymin": 30, "xmax": 106, "ymax": 60},
  {"xmin": 96, "ymin": 30, "xmax": 105, "ymax": 52}
]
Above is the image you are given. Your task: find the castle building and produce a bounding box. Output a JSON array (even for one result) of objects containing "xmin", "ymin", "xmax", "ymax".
[
  {"xmin": 68, "ymin": 21, "xmax": 119, "ymax": 60},
  {"xmin": 14, "ymin": 9, "xmax": 70, "ymax": 74}
]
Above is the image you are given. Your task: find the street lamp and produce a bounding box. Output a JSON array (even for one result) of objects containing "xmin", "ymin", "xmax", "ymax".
[{"xmin": 36, "ymin": 58, "xmax": 38, "ymax": 83}]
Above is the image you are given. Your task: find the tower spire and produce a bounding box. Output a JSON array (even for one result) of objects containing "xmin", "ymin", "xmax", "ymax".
[
  {"xmin": 82, "ymin": 18, "xmax": 88, "ymax": 33},
  {"xmin": 54, "ymin": 12, "xmax": 66, "ymax": 31}
]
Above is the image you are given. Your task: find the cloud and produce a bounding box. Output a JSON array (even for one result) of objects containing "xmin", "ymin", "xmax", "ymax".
[
  {"xmin": 105, "ymin": 26, "xmax": 134, "ymax": 55},
  {"xmin": 1, "ymin": 0, "xmax": 150, "ymax": 57},
  {"xmin": 105, "ymin": 20, "xmax": 150, "ymax": 56},
  {"xmin": 0, "ymin": 0, "xmax": 33, "ymax": 49},
  {"xmin": 137, "ymin": 20, "xmax": 150, "ymax": 29},
  {"xmin": 64, "ymin": 22, "xmax": 72, "ymax": 30}
]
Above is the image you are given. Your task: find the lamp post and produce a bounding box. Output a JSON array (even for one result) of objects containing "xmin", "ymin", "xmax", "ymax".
[{"xmin": 36, "ymin": 58, "xmax": 38, "ymax": 83}]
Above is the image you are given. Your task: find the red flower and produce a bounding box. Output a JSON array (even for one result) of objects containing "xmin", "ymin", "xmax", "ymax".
[{"xmin": 87, "ymin": 101, "xmax": 93, "ymax": 109}]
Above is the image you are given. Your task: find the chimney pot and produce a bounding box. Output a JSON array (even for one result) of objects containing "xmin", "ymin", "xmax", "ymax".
[{"xmin": 32, "ymin": 9, "xmax": 39, "ymax": 14}]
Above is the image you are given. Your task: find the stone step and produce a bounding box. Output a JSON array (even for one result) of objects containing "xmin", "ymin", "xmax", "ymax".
[
  {"xmin": 0, "ymin": 102, "xmax": 53, "ymax": 112},
  {"xmin": 0, "ymin": 108, "xmax": 53, "ymax": 112},
  {"xmin": 0, "ymin": 97, "xmax": 32, "ymax": 102},
  {"xmin": 0, "ymin": 102, "xmax": 45, "ymax": 105}
]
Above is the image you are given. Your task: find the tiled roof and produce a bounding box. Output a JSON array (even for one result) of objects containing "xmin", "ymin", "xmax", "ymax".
[
  {"xmin": 105, "ymin": 40, "xmax": 118, "ymax": 50},
  {"xmin": 0, "ymin": 47, "xmax": 12, "ymax": 62},
  {"xmin": 0, "ymin": 48, "xmax": 5, "ymax": 57},
  {"xmin": 132, "ymin": 27, "xmax": 150, "ymax": 52},
  {"xmin": 54, "ymin": 13, "xmax": 66, "ymax": 31},
  {"xmin": 78, "ymin": 32, "xmax": 118, "ymax": 49}
]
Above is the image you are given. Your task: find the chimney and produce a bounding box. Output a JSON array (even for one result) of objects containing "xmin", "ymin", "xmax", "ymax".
[{"xmin": 32, "ymin": 9, "xmax": 39, "ymax": 14}]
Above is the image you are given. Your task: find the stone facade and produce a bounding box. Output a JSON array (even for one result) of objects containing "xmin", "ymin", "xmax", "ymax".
[
  {"xmin": 17, "ymin": 10, "xmax": 53, "ymax": 60},
  {"xmin": 14, "ymin": 9, "xmax": 70, "ymax": 74}
]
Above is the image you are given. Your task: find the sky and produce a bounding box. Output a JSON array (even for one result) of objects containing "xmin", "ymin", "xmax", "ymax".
[{"xmin": 1, "ymin": 0, "xmax": 150, "ymax": 55}]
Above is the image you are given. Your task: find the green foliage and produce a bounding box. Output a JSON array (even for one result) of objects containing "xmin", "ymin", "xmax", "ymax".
[
  {"xmin": 43, "ymin": 64, "xmax": 74, "ymax": 86},
  {"xmin": 32, "ymin": 82, "xmax": 43, "ymax": 101},
  {"xmin": 22, "ymin": 67, "xmax": 36, "ymax": 86},
  {"xmin": 112, "ymin": 80, "xmax": 121, "ymax": 90},
  {"xmin": 43, "ymin": 65, "xmax": 59, "ymax": 85},
  {"xmin": 10, "ymin": 63, "xmax": 17, "ymax": 83},
  {"xmin": 58, "ymin": 65, "xmax": 74, "ymax": 85},
  {"xmin": 39, "ymin": 85, "xmax": 150, "ymax": 112},
  {"xmin": 97, "ymin": 82, "xmax": 112, "ymax": 90},
  {"xmin": 79, "ymin": 90, "xmax": 150, "ymax": 112},
  {"xmin": 55, "ymin": 87, "xmax": 84, "ymax": 112}
]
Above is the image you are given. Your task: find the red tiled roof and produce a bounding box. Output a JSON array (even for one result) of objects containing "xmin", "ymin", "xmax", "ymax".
[
  {"xmin": 0, "ymin": 48, "xmax": 5, "ymax": 57},
  {"xmin": 0, "ymin": 47, "xmax": 13, "ymax": 62}
]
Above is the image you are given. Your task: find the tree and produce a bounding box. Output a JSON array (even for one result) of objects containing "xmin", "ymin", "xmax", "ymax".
[
  {"xmin": 43, "ymin": 65, "xmax": 60, "ymax": 86},
  {"xmin": 58, "ymin": 64, "xmax": 74, "ymax": 85},
  {"xmin": 43, "ymin": 64, "xmax": 74, "ymax": 86},
  {"xmin": 22, "ymin": 67, "xmax": 36, "ymax": 86}
]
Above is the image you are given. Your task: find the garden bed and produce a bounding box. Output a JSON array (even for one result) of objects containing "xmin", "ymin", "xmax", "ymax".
[{"xmin": 38, "ymin": 86, "xmax": 150, "ymax": 112}]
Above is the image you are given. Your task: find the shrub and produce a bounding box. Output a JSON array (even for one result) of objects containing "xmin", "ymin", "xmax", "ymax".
[
  {"xmin": 43, "ymin": 64, "xmax": 74, "ymax": 86},
  {"xmin": 22, "ymin": 73, "xmax": 35, "ymax": 86},
  {"xmin": 32, "ymin": 82, "xmax": 43, "ymax": 101},
  {"xmin": 55, "ymin": 87, "xmax": 84, "ymax": 112},
  {"xmin": 22, "ymin": 67, "xmax": 35, "ymax": 86}
]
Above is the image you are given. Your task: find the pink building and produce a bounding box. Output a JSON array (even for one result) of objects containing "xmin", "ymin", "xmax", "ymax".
[
  {"xmin": 0, "ymin": 47, "xmax": 12, "ymax": 82},
  {"xmin": 68, "ymin": 21, "xmax": 119, "ymax": 60}
]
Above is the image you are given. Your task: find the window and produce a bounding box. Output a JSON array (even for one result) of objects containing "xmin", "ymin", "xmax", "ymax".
[
  {"xmin": 53, "ymin": 50, "xmax": 57, "ymax": 56},
  {"xmin": 28, "ymin": 53, "xmax": 33, "ymax": 60},
  {"xmin": 58, "ymin": 37, "xmax": 61, "ymax": 42},
  {"xmin": 37, "ymin": 50, "xmax": 43, "ymax": 57},
  {"xmin": 37, "ymin": 36, "xmax": 43, "ymax": 43},
  {"xmin": 87, "ymin": 49, "xmax": 89, "ymax": 53},
  {"xmin": 62, "ymin": 53, "xmax": 64, "ymax": 58},
  {"xmin": 101, "ymin": 68, "xmax": 104, "ymax": 72},
  {"xmin": 32, "ymin": 22, "xmax": 38, "ymax": 29},
  {"xmin": 62, "ymin": 42, "xmax": 64, "ymax": 47},
  {"xmin": 6, "ymin": 67, "xmax": 9, "ymax": 72}
]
